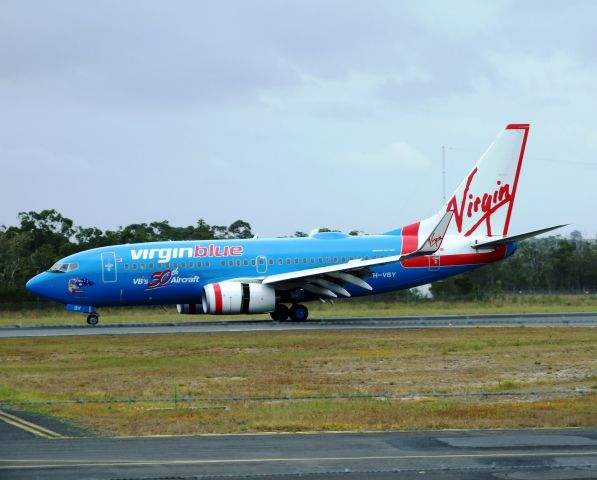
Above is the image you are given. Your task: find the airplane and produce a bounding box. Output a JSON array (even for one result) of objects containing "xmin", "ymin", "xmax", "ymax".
[{"xmin": 26, "ymin": 123, "xmax": 564, "ymax": 325}]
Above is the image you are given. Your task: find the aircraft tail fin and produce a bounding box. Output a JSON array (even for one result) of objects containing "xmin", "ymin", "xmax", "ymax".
[
  {"xmin": 385, "ymin": 124, "xmax": 531, "ymax": 254},
  {"xmin": 443, "ymin": 123, "xmax": 530, "ymax": 239}
]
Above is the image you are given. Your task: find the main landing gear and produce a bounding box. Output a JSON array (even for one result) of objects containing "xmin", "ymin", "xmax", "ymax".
[
  {"xmin": 86, "ymin": 313, "xmax": 99, "ymax": 326},
  {"xmin": 270, "ymin": 304, "xmax": 309, "ymax": 321}
]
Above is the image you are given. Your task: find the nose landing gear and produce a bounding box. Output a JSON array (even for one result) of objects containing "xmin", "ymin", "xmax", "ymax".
[{"xmin": 65, "ymin": 304, "xmax": 99, "ymax": 326}]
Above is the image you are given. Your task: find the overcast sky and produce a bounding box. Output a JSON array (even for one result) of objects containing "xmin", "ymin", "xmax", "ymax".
[{"xmin": 1, "ymin": 1, "xmax": 596, "ymax": 238}]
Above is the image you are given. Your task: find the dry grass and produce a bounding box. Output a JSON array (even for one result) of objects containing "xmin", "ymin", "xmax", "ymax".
[{"xmin": 0, "ymin": 328, "xmax": 596, "ymax": 435}]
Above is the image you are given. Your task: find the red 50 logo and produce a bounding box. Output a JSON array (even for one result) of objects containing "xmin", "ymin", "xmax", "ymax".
[{"xmin": 148, "ymin": 270, "xmax": 173, "ymax": 289}]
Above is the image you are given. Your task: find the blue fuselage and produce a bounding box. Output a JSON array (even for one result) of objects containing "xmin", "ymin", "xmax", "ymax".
[{"xmin": 26, "ymin": 231, "xmax": 515, "ymax": 309}]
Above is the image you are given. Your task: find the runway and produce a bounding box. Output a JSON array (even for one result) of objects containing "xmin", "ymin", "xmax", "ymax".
[
  {"xmin": 1, "ymin": 422, "xmax": 596, "ymax": 479},
  {"xmin": 1, "ymin": 312, "xmax": 596, "ymax": 338}
]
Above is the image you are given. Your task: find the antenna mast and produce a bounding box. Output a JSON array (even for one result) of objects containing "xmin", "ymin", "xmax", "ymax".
[{"xmin": 441, "ymin": 145, "xmax": 446, "ymax": 204}]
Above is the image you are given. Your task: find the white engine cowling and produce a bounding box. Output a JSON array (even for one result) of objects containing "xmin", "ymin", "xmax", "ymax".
[
  {"xmin": 202, "ymin": 282, "xmax": 276, "ymax": 314},
  {"xmin": 176, "ymin": 304, "xmax": 205, "ymax": 314}
]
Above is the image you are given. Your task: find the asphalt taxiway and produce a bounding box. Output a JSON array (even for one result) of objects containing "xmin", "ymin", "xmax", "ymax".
[
  {"xmin": 1, "ymin": 312, "xmax": 596, "ymax": 338},
  {"xmin": 1, "ymin": 412, "xmax": 596, "ymax": 480}
]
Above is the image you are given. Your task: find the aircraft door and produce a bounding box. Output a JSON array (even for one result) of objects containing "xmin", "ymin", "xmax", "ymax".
[
  {"xmin": 101, "ymin": 252, "xmax": 118, "ymax": 283},
  {"xmin": 256, "ymin": 255, "xmax": 268, "ymax": 274},
  {"xmin": 429, "ymin": 255, "xmax": 440, "ymax": 271}
]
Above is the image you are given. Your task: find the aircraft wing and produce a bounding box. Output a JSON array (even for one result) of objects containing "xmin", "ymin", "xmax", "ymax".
[
  {"xmin": 261, "ymin": 211, "xmax": 453, "ymax": 298},
  {"xmin": 471, "ymin": 224, "xmax": 567, "ymax": 250}
]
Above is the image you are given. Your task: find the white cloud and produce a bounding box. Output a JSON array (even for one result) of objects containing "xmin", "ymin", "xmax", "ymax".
[
  {"xmin": 485, "ymin": 50, "xmax": 597, "ymax": 101},
  {"xmin": 411, "ymin": 0, "xmax": 508, "ymax": 36},
  {"xmin": 342, "ymin": 141, "xmax": 431, "ymax": 170}
]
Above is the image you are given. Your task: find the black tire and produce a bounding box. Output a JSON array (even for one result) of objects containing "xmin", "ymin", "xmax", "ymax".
[
  {"xmin": 289, "ymin": 304, "xmax": 309, "ymax": 321},
  {"xmin": 270, "ymin": 304, "xmax": 290, "ymax": 321},
  {"xmin": 86, "ymin": 314, "xmax": 99, "ymax": 326}
]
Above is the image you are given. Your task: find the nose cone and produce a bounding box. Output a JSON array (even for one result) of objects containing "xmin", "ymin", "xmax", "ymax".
[
  {"xmin": 26, "ymin": 273, "xmax": 46, "ymax": 296},
  {"xmin": 26, "ymin": 272, "xmax": 61, "ymax": 301}
]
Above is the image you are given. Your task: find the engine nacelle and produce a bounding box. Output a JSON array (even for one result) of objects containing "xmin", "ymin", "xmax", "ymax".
[
  {"xmin": 202, "ymin": 282, "xmax": 276, "ymax": 314},
  {"xmin": 176, "ymin": 304, "xmax": 205, "ymax": 314}
]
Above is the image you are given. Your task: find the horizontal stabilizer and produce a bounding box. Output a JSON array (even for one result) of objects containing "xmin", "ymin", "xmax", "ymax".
[{"xmin": 472, "ymin": 224, "xmax": 567, "ymax": 250}]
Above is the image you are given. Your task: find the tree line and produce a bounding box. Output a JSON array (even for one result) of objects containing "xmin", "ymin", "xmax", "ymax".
[
  {"xmin": 0, "ymin": 210, "xmax": 254, "ymax": 301},
  {"xmin": 431, "ymin": 230, "xmax": 597, "ymax": 299},
  {"xmin": 1, "ymin": 209, "xmax": 595, "ymax": 302}
]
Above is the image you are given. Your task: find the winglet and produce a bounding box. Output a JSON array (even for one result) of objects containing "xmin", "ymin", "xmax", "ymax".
[
  {"xmin": 417, "ymin": 210, "xmax": 453, "ymax": 254},
  {"xmin": 402, "ymin": 211, "xmax": 453, "ymax": 260}
]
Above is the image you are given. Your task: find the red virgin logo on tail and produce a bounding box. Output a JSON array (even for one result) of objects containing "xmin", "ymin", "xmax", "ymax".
[
  {"xmin": 447, "ymin": 167, "xmax": 513, "ymax": 237},
  {"xmin": 427, "ymin": 232, "xmax": 444, "ymax": 249}
]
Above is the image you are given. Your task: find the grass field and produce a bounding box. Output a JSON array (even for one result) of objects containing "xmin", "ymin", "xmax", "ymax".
[
  {"xmin": 0, "ymin": 327, "xmax": 595, "ymax": 435},
  {"xmin": 1, "ymin": 294, "xmax": 597, "ymax": 327}
]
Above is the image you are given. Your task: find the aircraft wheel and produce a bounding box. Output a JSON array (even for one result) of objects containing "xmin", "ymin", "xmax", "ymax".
[
  {"xmin": 270, "ymin": 304, "xmax": 290, "ymax": 321},
  {"xmin": 86, "ymin": 314, "xmax": 99, "ymax": 326},
  {"xmin": 289, "ymin": 304, "xmax": 309, "ymax": 321}
]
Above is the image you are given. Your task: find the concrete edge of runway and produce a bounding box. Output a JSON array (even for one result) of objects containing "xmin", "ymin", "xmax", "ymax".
[{"xmin": 2, "ymin": 311, "xmax": 597, "ymax": 331}]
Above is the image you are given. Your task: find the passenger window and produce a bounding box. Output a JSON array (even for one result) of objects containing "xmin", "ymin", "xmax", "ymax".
[
  {"xmin": 149, "ymin": 263, "xmax": 154, "ymax": 269},
  {"xmin": 132, "ymin": 264, "xmax": 138, "ymax": 270},
  {"xmin": 350, "ymin": 256, "xmax": 354, "ymax": 261},
  {"xmin": 205, "ymin": 261, "xmax": 210, "ymax": 268},
  {"xmin": 318, "ymin": 258, "xmax": 323, "ymax": 263},
  {"xmin": 251, "ymin": 260, "xmax": 256, "ymax": 266},
  {"xmin": 341, "ymin": 257, "xmax": 346, "ymax": 263},
  {"xmin": 181, "ymin": 262, "xmax": 186, "ymax": 268},
  {"xmin": 302, "ymin": 258, "xmax": 307, "ymax": 264},
  {"xmin": 278, "ymin": 258, "xmax": 282, "ymax": 265},
  {"xmin": 237, "ymin": 260, "xmax": 241, "ymax": 267},
  {"xmin": 197, "ymin": 261, "xmax": 202, "ymax": 267},
  {"xmin": 294, "ymin": 258, "xmax": 299, "ymax": 264},
  {"xmin": 310, "ymin": 258, "xmax": 314, "ymax": 263},
  {"xmin": 326, "ymin": 257, "xmax": 331, "ymax": 263},
  {"xmin": 221, "ymin": 261, "xmax": 226, "ymax": 267},
  {"xmin": 244, "ymin": 260, "xmax": 249, "ymax": 266},
  {"xmin": 189, "ymin": 261, "xmax": 194, "ymax": 267},
  {"xmin": 286, "ymin": 258, "xmax": 291, "ymax": 265},
  {"xmin": 140, "ymin": 264, "xmax": 145, "ymax": 270},
  {"xmin": 173, "ymin": 262, "xmax": 178, "ymax": 268},
  {"xmin": 124, "ymin": 264, "xmax": 129, "ymax": 270},
  {"xmin": 333, "ymin": 257, "xmax": 338, "ymax": 263},
  {"xmin": 229, "ymin": 260, "xmax": 233, "ymax": 267},
  {"xmin": 269, "ymin": 259, "xmax": 274, "ymax": 265}
]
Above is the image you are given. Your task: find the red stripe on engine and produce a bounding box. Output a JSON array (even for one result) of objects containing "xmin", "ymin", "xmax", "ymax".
[
  {"xmin": 401, "ymin": 222, "xmax": 420, "ymax": 254},
  {"xmin": 401, "ymin": 245, "xmax": 507, "ymax": 268},
  {"xmin": 213, "ymin": 283, "xmax": 223, "ymax": 314}
]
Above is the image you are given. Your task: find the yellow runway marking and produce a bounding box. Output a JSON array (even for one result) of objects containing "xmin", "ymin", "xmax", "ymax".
[
  {"xmin": 0, "ymin": 410, "xmax": 65, "ymax": 439},
  {"xmin": 1, "ymin": 450, "xmax": 596, "ymax": 469}
]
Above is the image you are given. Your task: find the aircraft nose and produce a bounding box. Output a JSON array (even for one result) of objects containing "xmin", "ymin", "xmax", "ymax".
[{"xmin": 26, "ymin": 273, "xmax": 46, "ymax": 296}]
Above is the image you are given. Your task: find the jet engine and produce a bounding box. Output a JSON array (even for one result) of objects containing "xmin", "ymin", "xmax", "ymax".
[
  {"xmin": 176, "ymin": 304, "xmax": 204, "ymax": 314},
  {"xmin": 202, "ymin": 282, "xmax": 276, "ymax": 314}
]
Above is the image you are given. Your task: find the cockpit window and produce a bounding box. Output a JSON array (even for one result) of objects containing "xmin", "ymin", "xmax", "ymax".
[{"xmin": 48, "ymin": 262, "xmax": 79, "ymax": 273}]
